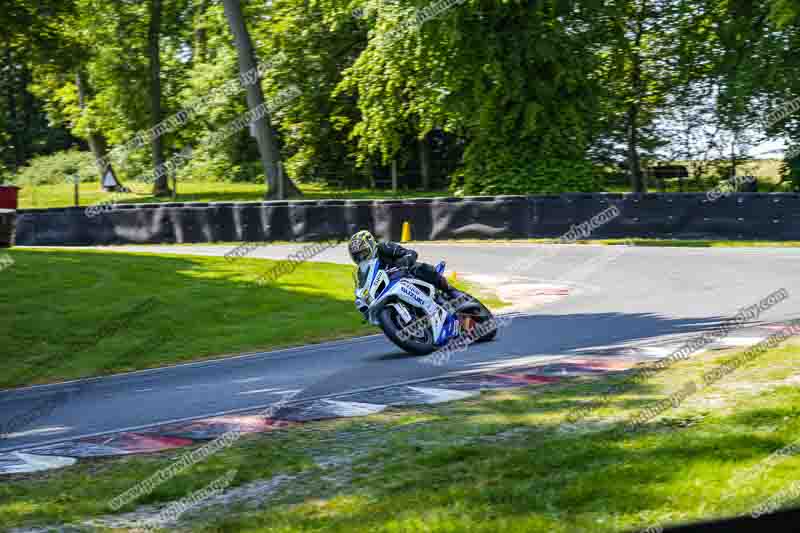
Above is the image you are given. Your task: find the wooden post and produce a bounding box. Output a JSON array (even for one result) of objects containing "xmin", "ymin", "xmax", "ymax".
[
  {"xmin": 277, "ymin": 161, "xmax": 285, "ymax": 200},
  {"xmin": 73, "ymin": 175, "xmax": 79, "ymax": 207},
  {"xmin": 368, "ymin": 162, "xmax": 375, "ymax": 189},
  {"xmin": 391, "ymin": 158, "xmax": 398, "ymax": 194},
  {"xmin": 419, "ymin": 134, "xmax": 430, "ymax": 190}
]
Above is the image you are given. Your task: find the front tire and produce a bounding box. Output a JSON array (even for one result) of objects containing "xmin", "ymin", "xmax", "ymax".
[{"xmin": 378, "ymin": 306, "xmax": 436, "ymax": 355}]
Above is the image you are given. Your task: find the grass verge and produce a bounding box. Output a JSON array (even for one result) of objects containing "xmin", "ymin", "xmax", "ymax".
[
  {"xmin": 3, "ymin": 330, "xmax": 800, "ymax": 531},
  {"xmin": 0, "ymin": 248, "xmax": 504, "ymax": 390},
  {"xmin": 417, "ymin": 238, "xmax": 800, "ymax": 248}
]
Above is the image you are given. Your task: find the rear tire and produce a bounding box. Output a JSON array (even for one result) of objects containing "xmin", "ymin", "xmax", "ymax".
[
  {"xmin": 378, "ymin": 306, "xmax": 436, "ymax": 355},
  {"xmin": 457, "ymin": 299, "xmax": 498, "ymax": 343}
]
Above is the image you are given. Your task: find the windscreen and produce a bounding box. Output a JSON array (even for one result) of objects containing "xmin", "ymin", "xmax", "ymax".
[{"xmin": 357, "ymin": 259, "xmax": 375, "ymax": 290}]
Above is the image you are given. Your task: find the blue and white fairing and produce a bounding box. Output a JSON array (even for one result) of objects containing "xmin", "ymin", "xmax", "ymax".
[{"xmin": 354, "ymin": 258, "xmax": 459, "ymax": 346}]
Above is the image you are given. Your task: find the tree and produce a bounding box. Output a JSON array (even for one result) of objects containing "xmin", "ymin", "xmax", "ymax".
[
  {"xmin": 221, "ymin": 0, "xmax": 300, "ymax": 198},
  {"xmin": 148, "ymin": 0, "xmax": 171, "ymax": 196},
  {"xmin": 0, "ymin": 0, "xmax": 82, "ymax": 176},
  {"xmin": 75, "ymin": 69, "xmax": 121, "ymax": 186},
  {"xmin": 251, "ymin": 0, "xmax": 370, "ymax": 188}
]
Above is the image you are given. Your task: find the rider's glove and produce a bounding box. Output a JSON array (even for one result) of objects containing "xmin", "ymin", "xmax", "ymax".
[{"xmin": 395, "ymin": 255, "xmax": 416, "ymax": 270}]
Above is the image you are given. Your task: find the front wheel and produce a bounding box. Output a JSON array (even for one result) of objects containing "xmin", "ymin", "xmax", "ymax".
[{"xmin": 378, "ymin": 306, "xmax": 436, "ymax": 355}]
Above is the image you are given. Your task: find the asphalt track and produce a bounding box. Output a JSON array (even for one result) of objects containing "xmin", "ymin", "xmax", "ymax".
[{"xmin": 2, "ymin": 243, "xmax": 799, "ymax": 453}]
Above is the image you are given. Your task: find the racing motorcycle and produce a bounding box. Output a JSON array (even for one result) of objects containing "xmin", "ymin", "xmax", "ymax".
[{"xmin": 354, "ymin": 258, "xmax": 497, "ymax": 355}]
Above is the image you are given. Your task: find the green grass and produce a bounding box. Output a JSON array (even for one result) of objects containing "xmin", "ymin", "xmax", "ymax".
[
  {"xmin": 600, "ymin": 239, "xmax": 800, "ymax": 247},
  {"xmin": 0, "ymin": 248, "xmax": 503, "ymax": 389},
  {"xmin": 0, "ymin": 248, "xmax": 374, "ymax": 389},
  {"xmin": 3, "ymin": 330, "xmax": 800, "ymax": 531},
  {"xmin": 16, "ymin": 180, "xmax": 451, "ymax": 209}
]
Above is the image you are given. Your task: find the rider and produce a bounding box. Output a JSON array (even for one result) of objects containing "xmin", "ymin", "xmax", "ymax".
[{"xmin": 348, "ymin": 230, "xmax": 464, "ymax": 302}]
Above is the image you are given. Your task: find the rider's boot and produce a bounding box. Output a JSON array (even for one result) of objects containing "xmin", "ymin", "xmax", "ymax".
[{"xmin": 446, "ymin": 286, "xmax": 466, "ymax": 302}]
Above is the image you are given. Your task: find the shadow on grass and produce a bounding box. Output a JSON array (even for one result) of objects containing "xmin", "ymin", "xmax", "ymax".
[{"xmin": 0, "ymin": 248, "xmax": 366, "ymax": 389}]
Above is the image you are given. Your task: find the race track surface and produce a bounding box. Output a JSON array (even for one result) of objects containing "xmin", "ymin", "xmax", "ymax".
[{"xmin": 2, "ymin": 243, "xmax": 798, "ymax": 453}]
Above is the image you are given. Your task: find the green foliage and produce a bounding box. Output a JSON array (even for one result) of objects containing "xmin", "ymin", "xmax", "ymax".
[
  {"xmin": 249, "ymin": 0, "xmax": 368, "ymax": 185},
  {"xmin": 768, "ymin": 0, "xmax": 800, "ymax": 27},
  {"xmin": 5, "ymin": 0, "xmax": 800, "ymax": 194},
  {"xmin": 778, "ymin": 155, "xmax": 800, "ymax": 191},
  {"xmin": 14, "ymin": 149, "xmax": 97, "ymax": 185},
  {"xmin": 456, "ymin": 144, "xmax": 600, "ymax": 195}
]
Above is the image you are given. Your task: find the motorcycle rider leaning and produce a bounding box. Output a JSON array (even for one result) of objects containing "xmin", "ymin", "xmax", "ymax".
[{"xmin": 348, "ymin": 230, "xmax": 465, "ymax": 303}]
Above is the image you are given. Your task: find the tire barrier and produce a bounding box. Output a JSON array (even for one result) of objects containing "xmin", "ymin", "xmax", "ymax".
[
  {"xmin": 0, "ymin": 209, "xmax": 15, "ymax": 247},
  {"xmin": 14, "ymin": 193, "xmax": 800, "ymax": 246}
]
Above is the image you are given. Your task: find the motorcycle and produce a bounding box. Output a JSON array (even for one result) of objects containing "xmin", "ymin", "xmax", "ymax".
[{"xmin": 354, "ymin": 258, "xmax": 498, "ymax": 355}]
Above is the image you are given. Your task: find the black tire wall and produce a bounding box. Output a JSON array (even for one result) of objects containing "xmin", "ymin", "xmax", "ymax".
[{"xmin": 14, "ymin": 193, "xmax": 800, "ymax": 246}]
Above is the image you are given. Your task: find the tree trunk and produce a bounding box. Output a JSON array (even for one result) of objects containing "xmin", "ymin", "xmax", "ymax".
[
  {"xmin": 20, "ymin": 65, "xmax": 33, "ymax": 165},
  {"xmin": 627, "ymin": 104, "xmax": 644, "ymax": 193},
  {"xmin": 419, "ymin": 133, "xmax": 431, "ymax": 190},
  {"xmin": 5, "ymin": 46, "xmax": 23, "ymax": 171},
  {"xmin": 626, "ymin": 10, "xmax": 646, "ymax": 194},
  {"xmin": 75, "ymin": 70, "xmax": 121, "ymax": 186},
  {"xmin": 194, "ymin": 0, "xmax": 209, "ymax": 64},
  {"xmin": 221, "ymin": 0, "xmax": 301, "ymax": 199},
  {"xmin": 621, "ymin": 2, "xmax": 649, "ymax": 194},
  {"xmin": 368, "ymin": 161, "xmax": 375, "ymax": 188},
  {"xmin": 149, "ymin": 0, "xmax": 170, "ymax": 197}
]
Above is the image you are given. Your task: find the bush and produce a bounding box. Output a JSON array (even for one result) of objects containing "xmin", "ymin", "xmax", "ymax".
[
  {"xmin": 455, "ymin": 141, "xmax": 601, "ymax": 195},
  {"xmin": 14, "ymin": 149, "xmax": 98, "ymax": 186},
  {"xmin": 779, "ymin": 157, "xmax": 800, "ymax": 192}
]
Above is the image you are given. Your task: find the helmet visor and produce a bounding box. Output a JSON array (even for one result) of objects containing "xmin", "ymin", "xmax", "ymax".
[{"xmin": 350, "ymin": 247, "xmax": 372, "ymax": 264}]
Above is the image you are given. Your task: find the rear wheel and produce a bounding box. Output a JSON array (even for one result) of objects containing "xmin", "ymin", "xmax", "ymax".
[
  {"xmin": 456, "ymin": 298, "xmax": 498, "ymax": 343},
  {"xmin": 378, "ymin": 305, "xmax": 436, "ymax": 355}
]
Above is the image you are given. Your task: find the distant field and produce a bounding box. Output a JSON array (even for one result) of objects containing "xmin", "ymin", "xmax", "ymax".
[
  {"xmin": 603, "ymin": 159, "xmax": 789, "ymax": 193},
  {"xmin": 670, "ymin": 159, "xmax": 785, "ymax": 182},
  {"xmin": 16, "ymin": 181, "xmax": 450, "ymax": 210}
]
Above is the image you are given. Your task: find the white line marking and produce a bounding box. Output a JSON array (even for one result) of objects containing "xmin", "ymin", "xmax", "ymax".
[
  {"xmin": 716, "ymin": 337, "xmax": 767, "ymax": 347},
  {"xmin": 639, "ymin": 347, "xmax": 675, "ymax": 357},
  {"xmin": 1, "ymin": 426, "xmax": 70, "ymax": 440},
  {"xmin": 408, "ymin": 387, "xmax": 479, "ymax": 403},
  {"xmin": 234, "ymin": 377, "xmax": 265, "ymax": 384},
  {"xmin": 1, "ymin": 452, "xmax": 76, "ymax": 474},
  {"xmin": 323, "ymin": 400, "xmax": 387, "ymax": 416},
  {"xmin": 238, "ymin": 388, "xmax": 282, "ymax": 396}
]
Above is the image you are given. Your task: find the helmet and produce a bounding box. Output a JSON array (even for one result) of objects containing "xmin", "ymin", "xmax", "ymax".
[{"xmin": 349, "ymin": 230, "xmax": 377, "ymax": 264}]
